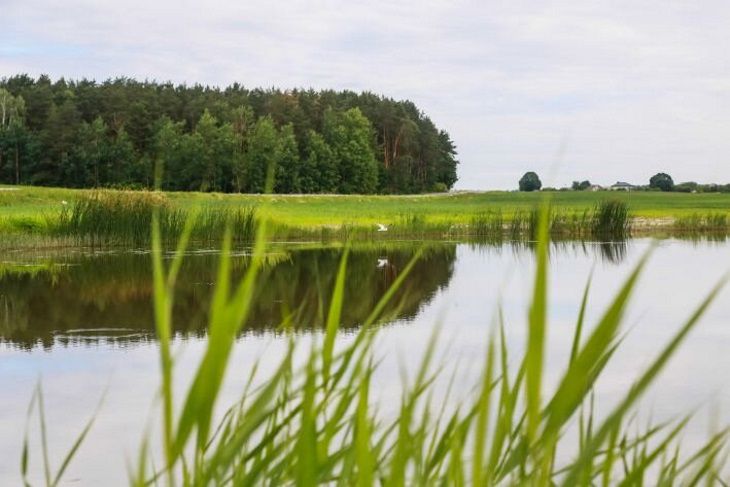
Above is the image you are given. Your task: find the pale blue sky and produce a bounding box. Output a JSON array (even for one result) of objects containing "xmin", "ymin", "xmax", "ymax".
[{"xmin": 2, "ymin": 0, "xmax": 730, "ymax": 189}]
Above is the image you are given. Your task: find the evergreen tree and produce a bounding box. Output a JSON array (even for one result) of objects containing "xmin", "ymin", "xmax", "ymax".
[
  {"xmin": 70, "ymin": 117, "xmax": 106, "ymax": 186},
  {"xmin": 105, "ymin": 128, "xmax": 137, "ymax": 185},
  {"xmin": 43, "ymin": 99, "xmax": 81, "ymax": 185}
]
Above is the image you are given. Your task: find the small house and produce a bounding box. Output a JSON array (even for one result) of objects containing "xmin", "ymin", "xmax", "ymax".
[{"xmin": 610, "ymin": 181, "xmax": 636, "ymax": 191}]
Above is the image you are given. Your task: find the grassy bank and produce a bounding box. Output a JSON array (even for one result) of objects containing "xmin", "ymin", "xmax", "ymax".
[{"xmin": 2, "ymin": 185, "xmax": 730, "ymax": 243}]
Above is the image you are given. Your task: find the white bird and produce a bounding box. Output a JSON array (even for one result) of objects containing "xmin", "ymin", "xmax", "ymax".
[
  {"xmin": 61, "ymin": 200, "xmax": 68, "ymax": 205},
  {"xmin": 377, "ymin": 258, "xmax": 389, "ymax": 268},
  {"xmin": 376, "ymin": 223, "xmax": 388, "ymax": 232}
]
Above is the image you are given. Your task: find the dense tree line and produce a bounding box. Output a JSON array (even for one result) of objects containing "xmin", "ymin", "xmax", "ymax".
[{"xmin": 0, "ymin": 75, "xmax": 458, "ymax": 193}]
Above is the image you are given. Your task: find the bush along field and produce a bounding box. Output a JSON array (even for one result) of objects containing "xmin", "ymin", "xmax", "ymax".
[
  {"xmin": 2, "ymin": 186, "xmax": 730, "ymax": 246},
  {"xmin": 20, "ymin": 205, "xmax": 730, "ymax": 485}
]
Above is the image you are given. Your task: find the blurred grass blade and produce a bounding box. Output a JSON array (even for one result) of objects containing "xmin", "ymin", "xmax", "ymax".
[
  {"xmin": 526, "ymin": 202, "xmax": 549, "ymax": 447},
  {"xmin": 323, "ymin": 245, "xmax": 350, "ymax": 383},
  {"xmin": 569, "ymin": 270, "xmax": 593, "ymax": 366},
  {"xmin": 563, "ymin": 273, "xmax": 728, "ymax": 486}
]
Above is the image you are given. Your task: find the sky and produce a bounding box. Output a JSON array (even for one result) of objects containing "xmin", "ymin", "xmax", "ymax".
[{"xmin": 2, "ymin": 0, "xmax": 730, "ymax": 190}]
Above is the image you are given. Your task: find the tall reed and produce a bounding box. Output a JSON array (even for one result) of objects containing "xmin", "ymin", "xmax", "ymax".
[
  {"xmin": 505, "ymin": 200, "xmax": 630, "ymax": 241},
  {"xmin": 55, "ymin": 190, "xmax": 255, "ymax": 246},
  {"xmin": 675, "ymin": 212, "xmax": 730, "ymax": 234},
  {"xmin": 591, "ymin": 199, "xmax": 631, "ymax": 240}
]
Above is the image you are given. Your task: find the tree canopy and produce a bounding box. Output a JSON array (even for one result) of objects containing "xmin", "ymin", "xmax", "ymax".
[
  {"xmin": 0, "ymin": 75, "xmax": 458, "ymax": 194},
  {"xmin": 649, "ymin": 172, "xmax": 674, "ymax": 192},
  {"xmin": 519, "ymin": 171, "xmax": 542, "ymax": 192},
  {"xmin": 571, "ymin": 180, "xmax": 591, "ymax": 191}
]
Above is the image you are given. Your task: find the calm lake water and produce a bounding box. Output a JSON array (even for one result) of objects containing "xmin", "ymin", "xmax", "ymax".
[{"xmin": 2, "ymin": 238, "xmax": 730, "ymax": 484}]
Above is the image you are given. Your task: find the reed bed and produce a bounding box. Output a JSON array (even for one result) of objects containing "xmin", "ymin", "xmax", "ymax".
[
  {"xmin": 591, "ymin": 199, "xmax": 631, "ymax": 239},
  {"xmin": 54, "ymin": 190, "xmax": 255, "ymax": 246},
  {"xmin": 475, "ymin": 199, "xmax": 631, "ymax": 241},
  {"xmin": 21, "ymin": 205, "xmax": 730, "ymax": 485},
  {"xmin": 269, "ymin": 200, "xmax": 633, "ymax": 243},
  {"xmin": 0, "ymin": 191, "xmax": 663, "ymax": 244},
  {"xmin": 674, "ymin": 212, "xmax": 730, "ymax": 234}
]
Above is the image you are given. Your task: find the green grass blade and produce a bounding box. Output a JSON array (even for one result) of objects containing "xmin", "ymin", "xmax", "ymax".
[
  {"xmin": 569, "ymin": 270, "xmax": 593, "ymax": 366},
  {"xmin": 543, "ymin": 249, "xmax": 652, "ymax": 444},
  {"xmin": 562, "ymin": 274, "xmax": 728, "ymax": 486},
  {"xmin": 526, "ymin": 202, "xmax": 550, "ymax": 446},
  {"xmin": 323, "ymin": 245, "xmax": 350, "ymax": 383}
]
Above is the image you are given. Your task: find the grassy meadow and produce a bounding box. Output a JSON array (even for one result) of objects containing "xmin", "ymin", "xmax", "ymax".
[{"xmin": 1, "ymin": 184, "xmax": 729, "ymax": 245}]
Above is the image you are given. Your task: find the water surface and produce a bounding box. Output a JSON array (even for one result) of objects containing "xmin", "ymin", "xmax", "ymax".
[{"xmin": 2, "ymin": 238, "xmax": 729, "ymax": 484}]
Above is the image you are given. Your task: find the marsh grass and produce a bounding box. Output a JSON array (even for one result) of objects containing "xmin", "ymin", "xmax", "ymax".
[
  {"xmin": 21, "ymin": 200, "xmax": 730, "ymax": 485},
  {"xmin": 54, "ymin": 190, "xmax": 255, "ymax": 246},
  {"xmin": 276, "ymin": 200, "xmax": 632, "ymax": 243},
  {"xmin": 500, "ymin": 200, "xmax": 630, "ymax": 241},
  {"xmin": 468, "ymin": 211, "xmax": 504, "ymax": 239},
  {"xmin": 592, "ymin": 199, "xmax": 631, "ymax": 240},
  {"xmin": 0, "ymin": 187, "xmax": 649, "ymax": 244},
  {"xmin": 675, "ymin": 212, "xmax": 730, "ymax": 234}
]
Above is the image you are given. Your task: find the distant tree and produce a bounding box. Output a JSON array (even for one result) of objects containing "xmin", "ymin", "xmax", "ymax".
[
  {"xmin": 245, "ymin": 116, "xmax": 279, "ymax": 193},
  {"xmin": 519, "ymin": 171, "xmax": 542, "ymax": 192},
  {"xmin": 323, "ymin": 108, "xmax": 378, "ymax": 194},
  {"xmin": 673, "ymin": 181, "xmax": 698, "ymax": 193},
  {"xmin": 300, "ymin": 130, "xmax": 338, "ymax": 193},
  {"xmin": 230, "ymin": 105, "xmax": 255, "ymax": 192},
  {"xmin": 195, "ymin": 110, "xmax": 222, "ymax": 191},
  {"xmin": 176, "ymin": 131, "xmax": 205, "ymax": 191},
  {"xmin": 153, "ymin": 117, "xmax": 184, "ymax": 189},
  {"xmin": 105, "ymin": 128, "xmax": 138, "ymax": 185},
  {"xmin": 572, "ymin": 180, "xmax": 591, "ymax": 191},
  {"xmin": 71, "ymin": 117, "xmax": 107, "ymax": 186},
  {"xmin": 649, "ymin": 172, "xmax": 674, "ymax": 192},
  {"xmin": 0, "ymin": 88, "xmax": 25, "ymax": 129},
  {"xmin": 42, "ymin": 99, "xmax": 81, "ymax": 185},
  {"xmin": 0, "ymin": 90, "xmax": 29, "ymax": 184},
  {"xmin": 195, "ymin": 110, "xmax": 236, "ymax": 192},
  {"xmin": 274, "ymin": 124, "xmax": 301, "ymax": 193},
  {"xmin": 436, "ymin": 130, "xmax": 458, "ymax": 189}
]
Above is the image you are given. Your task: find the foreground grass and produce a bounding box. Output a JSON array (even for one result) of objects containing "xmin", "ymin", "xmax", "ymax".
[
  {"xmin": 21, "ymin": 206, "xmax": 730, "ymax": 485},
  {"xmin": 2, "ymin": 184, "xmax": 730, "ymax": 233}
]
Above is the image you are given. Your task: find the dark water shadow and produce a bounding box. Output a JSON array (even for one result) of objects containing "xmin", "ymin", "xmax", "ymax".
[{"xmin": 0, "ymin": 244, "xmax": 456, "ymax": 350}]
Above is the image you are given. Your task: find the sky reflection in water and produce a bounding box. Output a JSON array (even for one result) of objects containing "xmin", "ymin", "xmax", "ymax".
[{"xmin": 1, "ymin": 238, "xmax": 729, "ymax": 484}]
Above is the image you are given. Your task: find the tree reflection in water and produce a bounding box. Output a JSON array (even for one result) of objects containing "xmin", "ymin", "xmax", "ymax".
[{"xmin": 0, "ymin": 244, "xmax": 457, "ymax": 350}]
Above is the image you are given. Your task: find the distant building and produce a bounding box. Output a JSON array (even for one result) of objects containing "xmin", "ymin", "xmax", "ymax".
[
  {"xmin": 589, "ymin": 184, "xmax": 604, "ymax": 192},
  {"xmin": 610, "ymin": 181, "xmax": 637, "ymax": 191}
]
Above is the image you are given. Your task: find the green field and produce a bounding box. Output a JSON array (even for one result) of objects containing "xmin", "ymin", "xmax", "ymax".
[
  {"xmin": 0, "ymin": 186, "xmax": 730, "ymax": 243},
  {"xmin": 2, "ymin": 185, "xmax": 729, "ymax": 228}
]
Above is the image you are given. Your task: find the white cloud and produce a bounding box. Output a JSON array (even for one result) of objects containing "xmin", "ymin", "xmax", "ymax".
[{"xmin": 2, "ymin": 0, "xmax": 730, "ymax": 188}]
